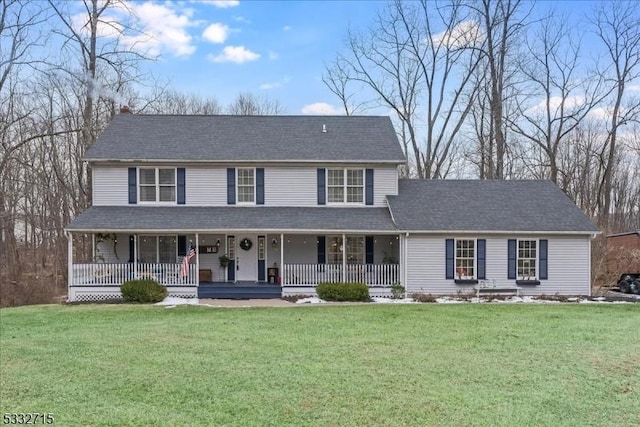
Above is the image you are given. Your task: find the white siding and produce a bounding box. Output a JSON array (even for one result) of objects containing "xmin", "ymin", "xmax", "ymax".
[
  {"xmin": 265, "ymin": 167, "xmax": 317, "ymax": 206},
  {"xmin": 186, "ymin": 167, "xmax": 227, "ymax": 206},
  {"xmin": 405, "ymin": 234, "xmax": 591, "ymax": 296},
  {"xmin": 95, "ymin": 234, "xmax": 130, "ymax": 263},
  {"xmin": 374, "ymin": 166, "xmax": 398, "ymax": 204},
  {"xmin": 93, "ymin": 166, "xmax": 128, "ymax": 206}
]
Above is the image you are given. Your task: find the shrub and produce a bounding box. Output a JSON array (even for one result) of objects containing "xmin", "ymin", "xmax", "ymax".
[
  {"xmin": 411, "ymin": 293, "xmax": 437, "ymax": 303},
  {"xmin": 316, "ymin": 282, "xmax": 370, "ymax": 302},
  {"xmin": 121, "ymin": 279, "xmax": 167, "ymax": 303},
  {"xmin": 390, "ymin": 283, "xmax": 405, "ymax": 299}
]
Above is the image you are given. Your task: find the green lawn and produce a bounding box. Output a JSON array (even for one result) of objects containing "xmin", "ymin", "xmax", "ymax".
[{"xmin": 1, "ymin": 304, "xmax": 639, "ymax": 426}]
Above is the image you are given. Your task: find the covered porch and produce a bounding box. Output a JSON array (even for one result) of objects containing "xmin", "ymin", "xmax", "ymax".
[{"xmin": 65, "ymin": 206, "xmax": 403, "ymax": 300}]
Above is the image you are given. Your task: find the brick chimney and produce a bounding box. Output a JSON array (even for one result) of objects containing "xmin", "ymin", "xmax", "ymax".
[{"xmin": 120, "ymin": 105, "xmax": 132, "ymax": 114}]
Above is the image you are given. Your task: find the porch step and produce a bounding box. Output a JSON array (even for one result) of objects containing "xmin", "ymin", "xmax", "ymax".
[{"xmin": 198, "ymin": 285, "xmax": 282, "ymax": 299}]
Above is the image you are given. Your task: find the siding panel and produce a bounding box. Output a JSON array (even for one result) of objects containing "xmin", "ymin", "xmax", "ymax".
[
  {"xmin": 375, "ymin": 167, "xmax": 398, "ymax": 205},
  {"xmin": 406, "ymin": 235, "xmax": 591, "ymax": 296},
  {"xmin": 185, "ymin": 167, "xmax": 227, "ymax": 206},
  {"xmin": 265, "ymin": 167, "xmax": 317, "ymax": 206},
  {"xmin": 93, "ymin": 166, "xmax": 129, "ymax": 206}
]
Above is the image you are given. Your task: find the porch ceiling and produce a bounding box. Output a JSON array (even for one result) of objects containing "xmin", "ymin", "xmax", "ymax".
[{"xmin": 65, "ymin": 206, "xmax": 398, "ymax": 233}]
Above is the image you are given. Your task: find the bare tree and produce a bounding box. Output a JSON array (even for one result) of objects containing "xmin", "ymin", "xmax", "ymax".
[
  {"xmin": 226, "ymin": 91, "xmax": 284, "ymax": 115},
  {"xmin": 325, "ymin": 0, "xmax": 482, "ymax": 179},
  {"xmin": 508, "ymin": 13, "xmax": 606, "ymax": 185},
  {"xmin": 593, "ymin": 0, "xmax": 640, "ymax": 229},
  {"xmin": 469, "ymin": 0, "xmax": 530, "ymax": 179}
]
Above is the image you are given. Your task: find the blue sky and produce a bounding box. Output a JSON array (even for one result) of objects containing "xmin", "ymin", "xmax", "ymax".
[
  {"xmin": 98, "ymin": 0, "xmax": 385, "ymax": 114},
  {"xmin": 70, "ymin": 0, "xmax": 602, "ymax": 115}
]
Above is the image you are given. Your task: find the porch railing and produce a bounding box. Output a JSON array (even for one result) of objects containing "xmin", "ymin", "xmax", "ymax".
[
  {"xmin": 71, "ymin": 263, "xmax": 197, "ymax": 286},
  {"xmin": 282, "ymin": 263, "xmax": 399, "ymax": 287}
]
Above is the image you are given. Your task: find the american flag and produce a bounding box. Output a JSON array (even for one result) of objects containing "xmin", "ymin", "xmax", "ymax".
[{"xmin": 181, "ymin": 244, "xmax": 196, "ymax": 278}]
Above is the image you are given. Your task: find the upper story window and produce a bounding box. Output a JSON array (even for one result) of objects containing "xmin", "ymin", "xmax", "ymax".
[
  {"xmin": 327, "ymin": 169, "xmax": 363, "ymax": 204},
  {"xmin": 237, "ymin": 168, "xmax": 255, "ymax": 204},
  {"xmin": 455, "ymin": 239, "xmax": 475, "ymax": 279},
  {"xmin": 139, "ymin": 168, "xmax": 176, "ymax": 203},
  {"xmin": 518, "ymin": 239, "xmax": 537, "ymax": 280}
]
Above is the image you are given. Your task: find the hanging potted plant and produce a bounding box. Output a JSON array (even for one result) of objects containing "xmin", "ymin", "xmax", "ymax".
[{"xmin": 219, "ymin": 254, "xmax": 231, "ymax": 268}]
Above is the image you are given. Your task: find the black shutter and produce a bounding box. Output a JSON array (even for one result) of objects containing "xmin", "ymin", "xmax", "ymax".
[
  {"xmin": 508, "ymin": 239, "xmax": 517, "ymax": 280},
  {"xmin": 317, "ymin": 168, "xmax": 326, "ymax": 205},
  {"xmin": 177, "ymin": 168, "xmax": 185, "ymax": 204},
  {"xmin": 365, "ymin": 169, "xmax": 374, "ymax": 205},
  {"xmin": 445, "ymin": 239, "xmax": 454, "ymax": 279},
  {"xmin": 256, "ymin": 168, "xmax": 265, "ymax": 205},
  {"xmin": 365, "ymin": 236, "xmax": 374, "ymax": 264},
  {"xmin": 317, "ymin": 236, "xmax": 326, "ymax": 264},
  {"xmin": 477, "ymin": 239, "xmax": 486, "ymax": 280},
  {"xmin": 227, "ymin": 168, "xmax": 236, "ymax": 205},
  {"xmin": 128, "ymin": 167, "xmax": 137, "ymax": 204},
  {"xmin": 178, "ymin": 235, "xmax": 186, "ymax": 257},
  {"xmin": 539, "ymin": 239, "xmax": 548, "ymax": 280},
  {"xmin": 128, "ymin": 235, "xmax": 135, "ymax": 262}
]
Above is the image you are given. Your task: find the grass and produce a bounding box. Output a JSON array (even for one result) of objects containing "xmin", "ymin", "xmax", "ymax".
[{"xmin": 1, "ymin": 303, "xmax": 639, "ymax": 426}]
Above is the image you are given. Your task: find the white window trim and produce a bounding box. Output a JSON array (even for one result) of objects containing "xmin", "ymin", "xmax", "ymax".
[
  {"xmin": 236, "ymin": 167, "xmax": 256, "ymax": 205},
  {"xmin": 326, "ymin": 168, "xmax": 365, "ymax": 205},
  {"xmin": 138, "ymin": 235, "xmax": 178, "ymax": 263},
  {"xmin": 138, "ymin": 167, "xmax": 177, "ymax": 204},
  {"xmin": 326, "ymin": 235, "xmax": 365, "ymax": 265},
  {"xmin": 517, "ymin": 238, "xmax": 538, "ymax": 281},
  {"xmin": 455, "ymin": 238, "xmax": 477, "ymax": 280}
]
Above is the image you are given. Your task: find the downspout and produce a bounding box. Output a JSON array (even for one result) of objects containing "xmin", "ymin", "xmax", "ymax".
[{"xmin": 404, "ymin": 232, "xmax": 409, "ymax": 299}]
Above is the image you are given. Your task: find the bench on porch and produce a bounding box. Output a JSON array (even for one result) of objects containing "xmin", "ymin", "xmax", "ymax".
[{"xmin": 474, "ymin": 280, "xmax": 521, "ymax": 298}]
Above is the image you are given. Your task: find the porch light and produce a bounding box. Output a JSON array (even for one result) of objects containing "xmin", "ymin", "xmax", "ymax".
[
  {"xmin": 271, "ymin": 238, "xmax": 277, "ymax": 248},
  {"xmin": 216, "ymin": 239, "xmax": 221, "ymax": 247}
]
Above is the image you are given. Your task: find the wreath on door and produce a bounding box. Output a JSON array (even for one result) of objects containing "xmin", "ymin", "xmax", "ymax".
[{"xmin": 239, "ymin": 237, "xmax": 253, "ymax": 251}]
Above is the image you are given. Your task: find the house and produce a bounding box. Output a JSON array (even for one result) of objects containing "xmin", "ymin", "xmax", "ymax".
[{"xmin": 64, "ymin": 112, "xmax": 599, "ymax": 301}]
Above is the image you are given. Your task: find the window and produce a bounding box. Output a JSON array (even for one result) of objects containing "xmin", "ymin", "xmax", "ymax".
[
  {"xmin": 518, "ymin": 240, "xmax": 537, "ymax": 280},
  {"xmin": 138, "ymin": 235, "xmax": 177, "ymax": 263},
  {"xmin": 139, "ymin": 168, "xmax": 175, "ymax": 203},
  {"xmin": 327, "ymin": 169, "xmax": 363, "ymax": 204},
  {"xmin": 327, "ymin": 236, "xmax": 364, "ymax": 264},
  {"xmin": 237, "ymin": 168, "xmax": 255, "ymax": 203},
  {"xmin": 455, "ymin": 239, "xmax": 475, "ymax": 279}
]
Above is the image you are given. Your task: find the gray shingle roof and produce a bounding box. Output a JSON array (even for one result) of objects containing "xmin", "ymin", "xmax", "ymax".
[
  {"xmin": 387, "ymin": 180, "xmax": 599, "ymax": 233},
  {"xmin": 65, "ymin": 206, "xmax": 398, "ymax": 232},
  {"xmin": 84, "ymin": 115, "xmax": 406, "ymax": 163}
]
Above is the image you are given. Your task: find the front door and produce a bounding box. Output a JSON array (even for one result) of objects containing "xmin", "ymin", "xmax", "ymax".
[{"xmin": 236, "ymin": 234, "xmax": 258, "ymax": 281}]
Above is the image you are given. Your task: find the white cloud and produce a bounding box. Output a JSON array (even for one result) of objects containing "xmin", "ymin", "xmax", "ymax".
[
  {"xmin": 202, "ymin": 22, "xmax": 229, "ymax": 43},
  {"xmin": 301, "ymin": 102, "xmax": 342, "ymax": 115},
  {"xmin": 283, "ymin": 25, "xmax": 292, "ymax": 31},
  {"xmin": 234, "ymin": 16, "xmax": 251, "ymax": 24},
  {"xmin": 526, "ymin": 95, "xmax": 586, "ymax": 115},
  {"xmin": 71, "ymin": 2, "xmax": 198, "ymax": 58},
  {"xmin": 259, "ymin": 77, "xmax": 290, "ymax": 90},
  {"xmin": 208, "ymin": 46, "xmax": 260, "ymax": 63},
  {"xmin": 431, "ymin": 20, "xmax": 482, "ymax": 49},
  {"xmin": 268, "ymin": 50, "xmax": 279, "ymax": 60}
]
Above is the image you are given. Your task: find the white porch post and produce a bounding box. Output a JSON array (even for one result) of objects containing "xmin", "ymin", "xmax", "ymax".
[
  {"xmin": 91, "ymin": 233, "xmax": 95, "ymax": 262},
  {"xmin": 342, "ymin": 233, "xmax": 346, "ymax": 282},
  {"xmin": 67, "ymin": 232, "xmax": 73, "ymax": 290},
  {"xmin": 133, "ymin": 234, "xmax": 138, "ymax": 278},
  {"xmin": 195, "ymin": 233, "xmax": 199, "ymax": 286},
  {"xmin": 280, "ymin": 233, "xmax": 284, "ymax": 284}
]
